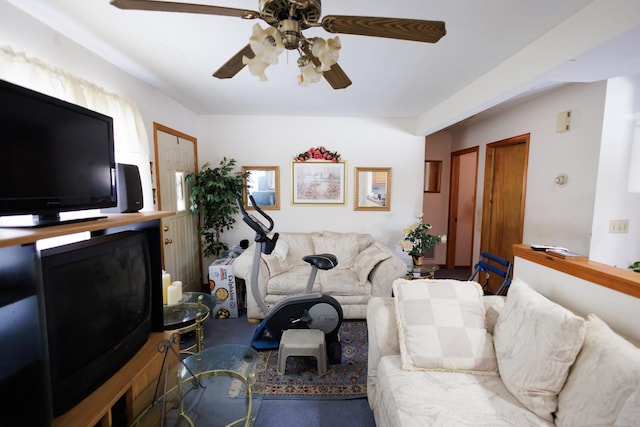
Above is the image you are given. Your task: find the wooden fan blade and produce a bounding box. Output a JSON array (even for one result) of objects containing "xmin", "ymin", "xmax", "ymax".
[
  {"xmin": 321, "ymin": 15, "xmax": 446, "ymax": 43},
  {"xmin": 110, "ymin": 0, "xmax": 260, "ymax": 19},
  {"xmin": 301, "ymin": 45, "xmax": 352, "ymax": 90},
  {"xmin": 213, "ymin": 44, "xmax": 254, "ymax": 79}
]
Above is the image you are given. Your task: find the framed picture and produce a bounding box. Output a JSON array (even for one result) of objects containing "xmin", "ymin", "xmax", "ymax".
[
  {"xmin": 424, "ymin": 160, "xmax": 442, "ymax": 193},
  {"xmin": 354, "ymin": 167, "xmax": 391, "ymax": 211},
  {"xmin": 292, "ymin": 161, "xmax": 346, "ymax": 205},
  {"xmin": 241, "ymin": 166, "xmax": 280, "ymax": 210}
]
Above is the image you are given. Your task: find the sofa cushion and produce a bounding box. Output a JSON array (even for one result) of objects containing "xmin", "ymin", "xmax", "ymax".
[
  {"xmin": 555, "ymin": 314, "xmax": 640, "ymax": 426},
  {"xmin": 312, "ymin": 233, "xmax": 358, "ymax": 269},
  {"xmin": 280, "ymin": 233, "xmax": 317, "ymax": 266},
  {"xmin": 322, "ymin": 231, "xmax": 374, "ymax": 253},
  {"xmin": 393, "ymin": 279, "xmax": 498, "ymax": 374},
  {"xmin": 493, "ymin": 277, "xmax": 585, "ymax": 422},
  {"xmin": 319, "ymin": 269, "xmax": 372, "ymax": 296},
  {"xmin": 375, "ymin": 355, "xmax": 553, "ymax": 427},
  {"xmin": 353, "ymin": 242, "xmax": 392, "ymax": 284},
  {"xmin": 266, "ymin": 266, "xmax": 317, "ymax": 294},
  {"xmin": 262, "ymin": 238, "xmax": 290, "ymax": 276}
]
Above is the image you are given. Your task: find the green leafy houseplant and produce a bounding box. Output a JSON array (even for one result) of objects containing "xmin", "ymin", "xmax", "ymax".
[
  {"xmin": 398, "ymin": 214, "xmax": 447, "ymax": 258},
  {"xmin": 629, "ymin": 261, "xmax": 640, "ymax": 273},
  {"xmin": 185, "ymin": 158, "xmax": 248, "ymax": 257}
]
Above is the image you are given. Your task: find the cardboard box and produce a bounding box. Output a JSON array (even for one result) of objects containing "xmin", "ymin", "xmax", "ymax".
[{"xmin": 208, "ymin": 258, "xmax": 241, "ymax": 319}]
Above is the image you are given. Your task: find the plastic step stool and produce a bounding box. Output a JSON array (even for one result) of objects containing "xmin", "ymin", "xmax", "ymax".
[{"xmin": 277, "ymin": 329, "xmax": 327, "ymax": 376}]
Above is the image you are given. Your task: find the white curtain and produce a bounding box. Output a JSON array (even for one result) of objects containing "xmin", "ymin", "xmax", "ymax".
[{"xmin": 0, "ymin": 46, "xmax": 153, "ymax": 212}]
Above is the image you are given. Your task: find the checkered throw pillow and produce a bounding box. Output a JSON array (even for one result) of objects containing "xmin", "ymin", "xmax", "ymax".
[{"xmin": 393, "ymin": 279, "xmax": 498, "ymax": 374}]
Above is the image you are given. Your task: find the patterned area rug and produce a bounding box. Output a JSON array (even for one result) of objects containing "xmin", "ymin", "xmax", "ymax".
[{"xmin": 252, "ymin": 321, "xmax": 368, "ymax": 400}]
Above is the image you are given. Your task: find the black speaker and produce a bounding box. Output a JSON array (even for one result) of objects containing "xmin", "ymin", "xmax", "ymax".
[{"xmin": 103, "ymin": 163, "xmax": 143, "ymax": 213}]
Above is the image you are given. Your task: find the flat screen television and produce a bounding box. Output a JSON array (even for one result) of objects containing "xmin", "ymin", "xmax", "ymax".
[
  {"xmin": 39, "ymin": 231, "xmax": 152, "ymax": 416},
  {"xmin": 0, "ymin": 78, "xmax": 117, "ymax": 227}
]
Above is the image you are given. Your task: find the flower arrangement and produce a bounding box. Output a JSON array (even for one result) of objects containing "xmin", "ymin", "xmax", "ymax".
[
  {"xmin": 399, "ymin": 214, "xmax": 447, "ymax": 258},
  {"xmin": 294, "ymin": 146, "xmax": 341, "ymax": 162}
]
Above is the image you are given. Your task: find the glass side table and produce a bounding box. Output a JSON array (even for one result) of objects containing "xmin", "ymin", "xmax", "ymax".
[
  {"xmin": 132, "ymin": 343, "xmax": 264, "ymax": 427},
  {"xmin": 406, "ymin": 263, "xmax": 439, "ymax": 280},
  {"xmin": 164, "ymin": 292, "xmax": 217, "ymax": 355}
]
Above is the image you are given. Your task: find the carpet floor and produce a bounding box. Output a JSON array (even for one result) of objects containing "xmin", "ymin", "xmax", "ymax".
[
  {"xmin": 200, "ymin": 314, "xmax": 375, "ymax": 427},
  {"xmin": 253, "ymin": 321, "xmax": 368, "ymax": 400}
]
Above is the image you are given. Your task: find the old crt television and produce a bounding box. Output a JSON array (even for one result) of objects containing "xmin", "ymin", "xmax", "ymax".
[
  {"xmin": 40, "ymin": 231, "xmax": 152, "ymax": 416},
  {"xmin": 0, "ymin": 78, "xmax": 116, "ymax": 227}
]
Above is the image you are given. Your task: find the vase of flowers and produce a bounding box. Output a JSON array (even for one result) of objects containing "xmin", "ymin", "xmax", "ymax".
[{"xmin": 399, "ymin": 214, "xmax": 447, "ymax": 265}]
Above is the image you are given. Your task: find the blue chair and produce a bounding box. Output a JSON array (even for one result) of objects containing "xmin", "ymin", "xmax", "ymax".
[{"xmin": 469, "ymin": 251, "xmax": 513, "ymax": 295}]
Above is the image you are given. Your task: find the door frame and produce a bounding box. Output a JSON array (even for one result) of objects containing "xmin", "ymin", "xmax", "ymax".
[
  {"xmin": 446, "ymin": 146, "xmax": 479, "ymax": 269},
  {"xmin": 152, "ymin": 122, "xmax": 201, "ymax": 275},
  {"xmin": 480, "ymin": 133, "xmax": 530, "ymax": 260}
]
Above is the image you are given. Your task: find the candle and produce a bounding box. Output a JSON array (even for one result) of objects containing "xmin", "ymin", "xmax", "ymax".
[
  {"xmin": 167, "ymin": 283, "xmax": 179, "ymax": 306},
  {"xmin": 162, "ymin": 273, "xmax": 171, "ymax": 305},
  {"xmin": 172, "ymin": 280, "xmax": 183, "ymax": 303}
]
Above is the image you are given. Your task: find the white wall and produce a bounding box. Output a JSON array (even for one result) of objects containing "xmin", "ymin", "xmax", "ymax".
[
  {"xmin": 590, "ymin": 74, "xmax": 640, "ymax": 268},
  {"xmin": 430, "ymin": 82, "xmax": 608, "ymax": 263},
  {"xmin": 424, "ymin": 132, "xmax": 452, "ymax": 265},
  {"xmin": 196, "ymin": 115, "xmax": 425, "ymax": 264},
  {"xmin": 515, "ymin": 258, "xmax": 640, "ymax": 342}
]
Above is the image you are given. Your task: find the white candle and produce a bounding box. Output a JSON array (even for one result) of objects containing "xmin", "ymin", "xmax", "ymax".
[
  {"xmin": 172, "ymin": 280, "xmax": 183, "ymax": 303},
  {"xmin": 162, "ymin": 273, "xmax": 171, "ymax": 305},
  {"xmin": 167, "ymin": 284, "xmax": 179, "ymax": 306}
]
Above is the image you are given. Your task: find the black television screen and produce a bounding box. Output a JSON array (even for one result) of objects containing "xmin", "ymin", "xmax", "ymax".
[
  {"xmin": 40, "ymin": 231, "xmax": 152, "ymax": 416},
  {"xmin": 0, "ymin": 79, "xmax": 116, "ymax": 227}
]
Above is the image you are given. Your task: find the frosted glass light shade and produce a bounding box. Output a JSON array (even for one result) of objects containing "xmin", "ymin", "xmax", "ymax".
[
  {"xmin": 243, "ymin": 23, "xmax": 285, "ymax": 81},
  {"xmin": 311, "ymin": 36, "xmax": 341, "ymax": 71}
]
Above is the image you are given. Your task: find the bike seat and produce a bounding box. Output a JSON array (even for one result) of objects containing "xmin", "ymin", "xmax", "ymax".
[{"xmin": 303, "ymin": 254, "xmax": 338, "ymax": 270}]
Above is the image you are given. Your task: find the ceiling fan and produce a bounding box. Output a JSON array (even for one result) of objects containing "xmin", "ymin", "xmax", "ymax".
[{"xmin": 110, "ymin": 0, "xmax": 446, "ymax": 89}]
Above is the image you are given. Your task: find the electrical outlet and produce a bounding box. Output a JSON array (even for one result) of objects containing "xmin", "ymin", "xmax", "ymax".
[{"xmin": 609, "ymin": 219, "xmax": 629, "ymax": 233}]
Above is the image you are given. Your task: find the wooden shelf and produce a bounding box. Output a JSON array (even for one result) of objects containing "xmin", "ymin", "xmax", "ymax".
[
  {"xmin": 513, "ymin": 244, "xmax": 640, "ymax": 298},
  {"xmin": 0, "ymin": 212, "xmax": 174, "ymax": 248}
]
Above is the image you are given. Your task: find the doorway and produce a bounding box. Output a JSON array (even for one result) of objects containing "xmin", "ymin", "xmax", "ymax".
[
  {"xmin": 446, "ymin": 147, "xmax": 479, "ymax": 270},
  {"xmin": 480, "ymin": 133, "xmax": 529, "ymax": 292},
  {"xmin": 153, "ymin": 123, "xmax": 201, "ymax": 292}
]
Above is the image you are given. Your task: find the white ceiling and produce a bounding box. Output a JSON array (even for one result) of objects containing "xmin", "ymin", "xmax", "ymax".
[{"xmin": 8, "ymin": 0, "xmax": 640, "ymax": 125}]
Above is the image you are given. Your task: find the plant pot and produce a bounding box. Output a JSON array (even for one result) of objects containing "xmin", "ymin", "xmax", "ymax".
[{"xmin": 412, "ymin": 255, "xmax": 424, "ymax": 266}]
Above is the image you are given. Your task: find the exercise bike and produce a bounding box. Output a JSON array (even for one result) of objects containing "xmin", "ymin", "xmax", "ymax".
[{"xmin": 238, "ymin": 195, "xmax": 343, "ymax": 364}]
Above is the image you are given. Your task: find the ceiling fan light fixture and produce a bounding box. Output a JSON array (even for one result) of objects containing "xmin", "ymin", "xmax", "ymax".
[
  {"xmin": 311, "ymin": 36, "xmax": 340, "ymax": 71},
  {"xmin": 298, "ymin": 61, "xmax": 323, "ymax": 86},
  {"xmin": 244, "ymin": 23, "xmax": 285, "ymax": 81}
]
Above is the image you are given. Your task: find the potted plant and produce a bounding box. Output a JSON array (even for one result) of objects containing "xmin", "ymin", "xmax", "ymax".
[
  {"xmin": 399, "ymin": 214, "xmax": 447, "ymax": 265},
  {"xmin": 185, "ymin": 157, "xmax": 248, "ymax": 257},
  {"xmin": 629, "ymin": 261, "xmax": 640, "ymax": 273}
]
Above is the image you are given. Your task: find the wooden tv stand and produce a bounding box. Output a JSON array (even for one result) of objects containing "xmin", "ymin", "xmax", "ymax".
[
  {"xmin": 53, "ymin": 331, "xmax": 178, "ymax": 427},
  {"xmin": 0, "ymin": 212, "xmax": 175, "ymax": 426}
]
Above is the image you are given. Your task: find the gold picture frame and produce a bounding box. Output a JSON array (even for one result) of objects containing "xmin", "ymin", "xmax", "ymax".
[
  {"xmin": 292, "ymin": 161, "xmax": 346, "ymax": 205},
  {"xmin": 242, "ymin": 166, "xmax": 280, "ymax": 210},
  {"xmin": 354, "ymin": 167, "xmax": 391, "ymax": 211}
]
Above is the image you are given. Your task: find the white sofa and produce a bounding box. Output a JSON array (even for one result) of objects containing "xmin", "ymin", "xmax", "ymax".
[
  {"xmin": 367, "ymin": 277, "xmax": 640, "ymax": 427},
  {"xmin": 233, "ymin": 231, "xmax": 407, "ymax": 321}
]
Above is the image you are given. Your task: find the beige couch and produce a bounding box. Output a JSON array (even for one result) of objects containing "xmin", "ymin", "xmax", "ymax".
[
  {"xmin": 367, "ymin": 277, "xmax": 640, "ymax": 426},
  {"xmin": 233, "ymin": 231, "xmax": 406, "ymax": 321}
]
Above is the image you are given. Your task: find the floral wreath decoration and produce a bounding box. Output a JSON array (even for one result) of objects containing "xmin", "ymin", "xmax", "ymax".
[{"xmin": 294, "ymin": 146, "xmax": 341, "ymax": 162}]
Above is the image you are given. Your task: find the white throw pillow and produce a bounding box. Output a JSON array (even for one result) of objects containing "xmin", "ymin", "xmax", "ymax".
[
  {"xmin": 493, "ymin": 277, "xmax": 585, "ymax": 422},
  {"xmin": 312, "ymin": 233, "xmax": 359, "ymax": 269},
  {"xmin": 261, "ymin": 239, "xmax": 290, "ymax": 276},
  {"xmin": 353, "ymin": 242, "xmax": 392, "ymax": 284},
  {"xmin": 393, "ymin": 279, "xmax": 498, "ymax": 374},
  {"xmin": 555, "ymin": 314, "xmax": 640, "ymax": 426}
]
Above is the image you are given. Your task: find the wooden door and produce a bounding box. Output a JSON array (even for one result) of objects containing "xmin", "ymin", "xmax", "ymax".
[
  {"xmin": 154, "ymin": 123, "xmax": 201, "ymax": 292},
  {"xmin": 446, "ymin": 147, "xmax": 478, "ymax": 270},
  {"xmin": 480, "ymin": 134, "xmax": 529, "ymax": 292}
]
